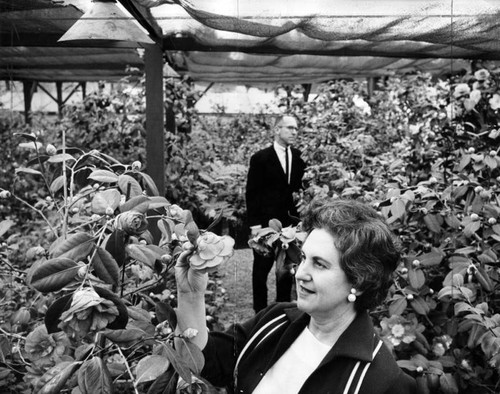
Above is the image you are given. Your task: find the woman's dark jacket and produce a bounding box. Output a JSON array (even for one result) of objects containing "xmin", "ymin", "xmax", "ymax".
[{"xmin": 201, "ymin": 303, "xmax": 416, "ymax": 394}]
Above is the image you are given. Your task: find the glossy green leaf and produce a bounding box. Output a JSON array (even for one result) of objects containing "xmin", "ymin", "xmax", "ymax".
[
  {"xmin": 177, "ymin": 339, "xmax": 204, "ymax": 375},
  {"xmin": 388, "ymin": 296, "xmax": 407, "ymax": 316},
  {"xmin": 463, "ymin": 221, "xmax": 481, "ymax": 238},
  {"xmin": 92, "ymin": 247, "xmax": 120, "ymax": 286},
  {"xmin": 419, "ymin": 251, "xmax": 443, "ymax": 267},
  {"xmin": 88, "ymin": 169, "xmax": 119, "ymax": 183},
  {"xmin": 118, "ymin": 174, "xmax": 142, "ymax": 198},
  {"xmin": 15, "ymin": 167, "xmax": 43, "ymax": 176},
  {"xmin": 14, "ymin": 132, "xmax": 37, "ymax": 142},
  {"xmin": 18, "ymin": 141, "xmax": 42, "ymax": 150},
  {"xmin": 49, "ymin": 175, "xmax": 65, "ymax": 194},
  {"xmin": 158, "ymin": 219, "xmax": 173, "ymax": 244},
  {"xmin": 119, "ymin": 194, "xmax": 150, "ymax": 213},
  {"xmin": 408, "ymin": 268, "xmax": 426, "ymax": 289},
  {"xmin": 157, "ymin": 343, "xmax": 192, "ymax": 384},
  {"xmin": 148, "ymin": 196, "xmax": 171, "ymax": 210},
  {"xmin": 37, "ymin": 361, "xmax": 81, "ymax": 394},
  {"xmin": 390, "ymin": 198, "xmax": 406, "ymax": 219},
  {"xmin": 268, "ymin": 218, "xmax": 282, "ymax": 232},
  {"xmin": 47, "ymin": 153, "xmax": 76, "ymax": 163},
  {"xmin": 0, "ymin": 219, "xmax": 15, "ymax": 239},
  {"xmin": 409, "ymin": 296, "xmax": 430, "ymax": 315},
  {"xmin": 135, "ymin": 355, "xmax": 170, "ymax": 384},
  {"xmin": 29, "ymin": 258, "xmax": 80, "ymax": 293},
  {"xmin": 138, "ymin": 172, "xmax": 160, "ymax": 196},
  {"xmin": 423, "ymin": 214, "xmax": 443, "ymax": 233},
  {"xmin": 91, "ymin": 189, "xmax": 121, "ymax": 214},
  {"xmin": 185, "ymin": 221, "xmax": 200, "ymax": 245},
  {"xmin": 50, "ymin": 232, "xmax": 94, "ymax": 259},
  {"xmin": 147, "ymin": 368, "xmax": 178, "ymax": 394},
  {"xmin": 102, "ymin": 328, "xmax": 147, "ymax": 345},
  {"xmin": 439, "ymin": 372, "xmax": 459, "ymax": 394},
  {"xmin": 127, "ymin": 305, "xmax": 153, "ymax": 322},
  {"xmin": 155, "ymin": 301, "xmax": 177, "ymax": 328},
  {"xmin": 126, "ymin": 243, "xmax": 161, "ymax": 267},
  {"xmin": 104, "ymin": 229, "xmax": 127, "ymax": 267},
  {"xmin": 78, "ymin": 357, "xmax": 113, "ymax": 394}
]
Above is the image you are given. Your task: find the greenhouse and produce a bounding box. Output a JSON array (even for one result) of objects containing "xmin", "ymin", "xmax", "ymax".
[{"xmin": 1, "ymin": 1, "xmax": 500, "ymax": 393}]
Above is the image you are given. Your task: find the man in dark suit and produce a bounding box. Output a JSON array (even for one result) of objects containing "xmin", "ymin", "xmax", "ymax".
[{"xmin": 246, "ymin": 114, "xmax": 306, "ymax": 313}]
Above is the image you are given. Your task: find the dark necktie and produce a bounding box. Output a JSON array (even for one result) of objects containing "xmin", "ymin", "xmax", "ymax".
[{"xmin": 285, "ymin": 147, "xmax": 290, "ymax": 184}]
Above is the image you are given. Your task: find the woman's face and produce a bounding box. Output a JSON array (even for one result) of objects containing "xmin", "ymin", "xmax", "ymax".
[{"xmin": 295, "ymin": 228, "xmax": 354, "ymax": 319}]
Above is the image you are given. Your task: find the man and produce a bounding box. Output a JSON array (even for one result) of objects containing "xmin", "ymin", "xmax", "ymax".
[{"xmin": 246, "ymin": 114, "xmax": 306, "ymax": 313}]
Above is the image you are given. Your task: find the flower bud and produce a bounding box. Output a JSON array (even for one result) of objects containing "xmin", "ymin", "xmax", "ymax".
[
  {"xmin": 105, "ymin": 206, "xmax": 115, "ymax": 216},
  {"xmin": 489, "ymin": 150, "xmax": 497, "ymax": 157},
  {"xmin": 0, "ymin": 190, "xmax": 11, "ymax": 199},
  {"xmin": 488, "ymin": 217, "xmax": 497, "ymax": 225},
  {"xmin": 182, "ymin": 328, "xmax": 198, "ymax": 339},
  {"xmin": 470, "ymin": 213, "xmax": 480, "ymax": 221},
  {"xmin": 160, "ymin": 254, "xmax": 172, "ymax": 263},
  {"xmin": 406, "ymin": 294, "xmax": 414, "ymax": 300},
  {"xmin": 46, "ymin": 144, "xmax": 57, "ymax": 156},
  {"xmin": 131, "ymin": 161, "xmax": 142, "ymax": 171},
  {"xmin": 77, "ymin": 265, "xmax": 87, "ymax": 278},
  {"xmin": 412, "ymin": 259, "xmax": 421, "ymax": 268},
  {"xmin": 11, "ymin": 307, "xmax": 31, "ymax": 325}
]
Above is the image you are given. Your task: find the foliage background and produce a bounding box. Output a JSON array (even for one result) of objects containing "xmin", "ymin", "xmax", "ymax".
[{"xmin": 1, "ymin": 61, "xmax": 500, "ymax": 393}]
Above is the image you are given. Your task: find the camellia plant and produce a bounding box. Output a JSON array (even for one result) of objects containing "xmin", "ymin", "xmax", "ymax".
[
  {"xmin": 247, "ymin": 219, "xmax": 306, "ymax": 280},
  {"xmin": 252, "ymin": 66, "xmax": 500, "ymax": 393},
  {"xmin": 0, "ymin": 131, "xmax": 234, "ymax": 393}
]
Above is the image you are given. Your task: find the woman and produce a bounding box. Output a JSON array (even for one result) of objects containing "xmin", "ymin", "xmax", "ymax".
[{"xmin": 175, "ymin": 198, "xmax": 416, "ymax": 394}]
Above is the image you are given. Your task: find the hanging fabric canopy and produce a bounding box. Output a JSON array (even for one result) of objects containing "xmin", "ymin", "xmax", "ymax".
[
  {"xmin": 120, "ymin": 0, "xmax": 500, "ymax": 82},
  {"xmin": 1, "ymin": 0, "xmax": 500, "ymax": 83}
]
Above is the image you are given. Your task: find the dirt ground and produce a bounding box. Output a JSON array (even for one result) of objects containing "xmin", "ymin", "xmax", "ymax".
[{"xmin": 215, "ymin": 248, "xmax": 276, "ymax": 328}]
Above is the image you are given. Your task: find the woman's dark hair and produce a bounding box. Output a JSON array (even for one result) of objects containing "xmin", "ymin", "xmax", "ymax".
[{"xmin": 300, "ymin": 198, "xmax": 401, "ymax": 310}]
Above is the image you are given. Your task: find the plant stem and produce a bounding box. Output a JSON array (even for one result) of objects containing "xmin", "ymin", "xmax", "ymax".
[
  {"xmin": 114, "ymin": 344, "xmax": 140, "ymax": 394},
  {"xmin": 11, "ymin": 194, "xmax": 57, "ymax": 237}
]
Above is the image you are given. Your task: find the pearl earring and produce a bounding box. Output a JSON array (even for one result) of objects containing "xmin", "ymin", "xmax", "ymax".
[{"xmin": 347, "ymin": 288, "xmax": 357, "ymax": 303}]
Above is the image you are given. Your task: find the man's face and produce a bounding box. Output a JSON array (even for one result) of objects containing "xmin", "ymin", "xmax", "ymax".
[{"xmin": 275, "ymin": 116, "xmax": 298, "ymax": 147}]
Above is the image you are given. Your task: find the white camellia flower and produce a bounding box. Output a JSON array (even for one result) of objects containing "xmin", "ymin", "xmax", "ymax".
[{"xmin": 189, "ymin": 232, "xmax": 235, "ymax": 271}]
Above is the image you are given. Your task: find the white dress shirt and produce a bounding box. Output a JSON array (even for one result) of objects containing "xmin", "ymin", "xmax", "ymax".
[
  {"xmin": 273, "ymin": 141, "xmax": 291, "ymax": 184},
  {"xmin": 253, "ymin": 326, "xmax": 331, "ymax": 394}
]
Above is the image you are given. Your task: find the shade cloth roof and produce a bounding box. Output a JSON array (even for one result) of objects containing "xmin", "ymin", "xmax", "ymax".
[{"xmin": 1, "ymin": 0, "xmax": 500, "ymax": 83}]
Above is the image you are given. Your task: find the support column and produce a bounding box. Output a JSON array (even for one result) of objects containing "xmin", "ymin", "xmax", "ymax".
[
  {"xmin": 56, "ymin": 82, "xmax": 63, "ymax": 118},
  {"xmin": 367, "ymin": 77, "xmax": 375, "ymax": 98},
  {"xmin": 23, "ymin": 81, "xmax": 34, "ymax": 125},
  {"xmin": 302, "ymin": 83, "xmax": 312, "ymax": 102},
  {"xmin": 145, "ymin": 44, "xmax": 165, "ymax": 195}
]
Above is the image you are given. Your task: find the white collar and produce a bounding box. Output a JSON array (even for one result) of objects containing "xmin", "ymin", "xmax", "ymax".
[{"xmin": 274, "ymin": 141, "xmax": 289, "ymax": 152}]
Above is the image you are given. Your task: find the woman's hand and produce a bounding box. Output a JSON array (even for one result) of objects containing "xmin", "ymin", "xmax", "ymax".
[{"xmin": 175, "ymin": 248, "xmax": 209, "ymax": 294}]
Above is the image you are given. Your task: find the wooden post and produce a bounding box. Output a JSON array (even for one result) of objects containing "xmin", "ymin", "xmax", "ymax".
[
  {"xmin": 145, "ymin": 44, "xmax": 165, "ymax": 195},
  {"xmin": 23, "ymin": 81, "xmax": 34, "ymax": 125},
  {"xmin": 302, "ymin": 83, "xmax": 312, "ymax": 102},
  {"xmin": 367, "ymin": 77, "xmax": 375, "ymax": 98},
  {"xmin": 56, "ymin": 82, "xmax": 63, "ymax": 118}
]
